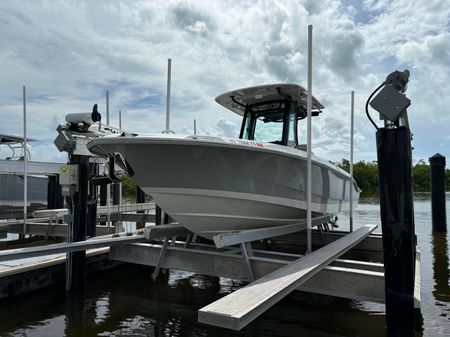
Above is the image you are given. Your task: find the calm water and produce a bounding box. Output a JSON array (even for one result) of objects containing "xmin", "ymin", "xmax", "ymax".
[{"xmin": 0, "ymin": 194, "xmax": 449, "ymax": 337}]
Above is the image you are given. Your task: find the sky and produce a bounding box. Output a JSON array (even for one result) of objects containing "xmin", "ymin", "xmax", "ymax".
[{"xmin": 0, "ymin": 0, "xmax": 449, "ymax": 164}]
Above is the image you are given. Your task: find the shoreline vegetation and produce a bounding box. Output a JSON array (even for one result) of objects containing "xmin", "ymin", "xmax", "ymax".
[
  {"xmin": 119, "ymin": 159, "xmax": 450, "ymax": 199},
  {"xmin": 335, "ymin": 159, "xmax": 450, "ymax": 197}
]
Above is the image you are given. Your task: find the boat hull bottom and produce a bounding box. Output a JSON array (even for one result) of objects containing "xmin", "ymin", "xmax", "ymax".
[{"xmin": 143, "ymin": 188, "xmax": 333, "ymax": 239}]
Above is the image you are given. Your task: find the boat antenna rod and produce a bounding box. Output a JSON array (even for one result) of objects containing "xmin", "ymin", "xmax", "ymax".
[
  {"xmin": 350, "ymin": 90, "xmax": 355, "ymax": 232},
  {"xmin": 23, "ymin": 85, "xmax": 28, "ymax": 236},
  {"xmin": 164, "ymin": 58, "xmax": 173, "ymax": 134},
  {"xmin": 306, "ymin": 24, "xmax": 313, "ymax": 255}
]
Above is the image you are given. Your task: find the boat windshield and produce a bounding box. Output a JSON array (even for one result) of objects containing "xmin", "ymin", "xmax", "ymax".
[{"xmin": 240, "ymin": 100, "xmax": 297, "ymax": 146}]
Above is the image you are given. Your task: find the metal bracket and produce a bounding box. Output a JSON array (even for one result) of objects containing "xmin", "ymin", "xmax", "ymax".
[
  {"xmin": 317, "ymin": 222, "xmax": 328, "ymax": 246},
  {"xmin": 184, "ymin": 233, "xmax": 193, "ymax": 248},
  {"xmin": 45, "ymin": 214, "xmax": 59, "ymax": 239},
  {"xmin": 240, "ymin": 242, "xmax": 255, "ymax": 282},
  {"xmin": 152, "ymin": 236, "xmax": 170, "ymax": 279}
]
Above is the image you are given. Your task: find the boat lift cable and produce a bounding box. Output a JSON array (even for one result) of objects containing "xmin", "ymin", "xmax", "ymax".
[{"xmin": 365, "ymin": 82, "xmax": 385, "ymax": 131}]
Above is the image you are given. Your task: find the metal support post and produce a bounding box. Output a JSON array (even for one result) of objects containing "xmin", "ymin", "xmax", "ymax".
[
  {"xmin": 136, "ymin": 186, "xmax": 146, "ymax": 228},
  {"xmin": 349, "ymin": 90, "xmax": 355, "ymax": 232},
  {"xmin": 240, "ymin": 242, "xmax": 255, "ymax": 282},
  {"xmin": 22, "ymin": 85, "xmax": 28, "ymax": 236},
  {"xmin": 106, "ymin": 91, "xmax": 111, "ymax": 226},
  {"xmin": 155, "ymin": 205, "xmax": 162, "ymax": 226},
  {"xmin": 47, "ymin": 175, "xmax": 58, "ymax": 209},
  {"xmin": 56, "ymin": 174, "xmax": 64, "ymax": 208},
  {"xmin": 152, "ymin": 236, "xmax": 170, "ymax": 279},
  {"xmin": 99, "ymin": 184, "xmax": 107, "ymax": 226},
  {"xmin": 112, "ymin": 182, "xmax": 121, "ymax": 232},
  {"xmin": 429, "ymin": 154, "xmax": 447, "ymax": 232},
  {"xmin": 87, "ymin": 162, "xmax": 98, "ymax": 237},
  {"xmin": 306, "ymin": 24, "xmax": 313, "ymax": 254}
]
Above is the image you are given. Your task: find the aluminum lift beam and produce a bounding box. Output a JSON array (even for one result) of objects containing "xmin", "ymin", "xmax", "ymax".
[
  {"xmin": 213, "ymin": 215, "xmax": 331, "ymax": 248},
  {"xmin": 32, "ymin": 202, "xmax": 155, "ymax": 218},
  {"xmin": 143, "ymin": 223, "xmax": 190, "ymax": 240},
  {"xmin": 0, "ymin": 233, "xmax": 146, "ymax": 262},
  {"xmin": 198, "ymin": 224, "xmax": 377, "ymax": 330},
  {"xmin": 0, "ymin": 223, "xmax": 115, "ymax": 237},
  {"xmin": 0, "ymin": 224, "xmax": 186, "ymax": 261}
]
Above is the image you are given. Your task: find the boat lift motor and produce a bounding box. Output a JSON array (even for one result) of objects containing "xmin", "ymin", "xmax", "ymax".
[
  {"xmin": 367, "ymin": 69, "xmax": 411, "ymax": 129},
  {"xmin": 65, "ymin": 104, "xmax": 102, "ymax": 132}
]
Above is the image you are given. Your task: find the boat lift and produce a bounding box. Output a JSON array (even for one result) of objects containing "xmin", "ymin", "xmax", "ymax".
[
  {"xmin": 0, "ymin": 218, "xmax": 422, "ymax": 331},
  {"xmin": 2, "ymin": 36, "xmax": 422, "ymax": 332}
]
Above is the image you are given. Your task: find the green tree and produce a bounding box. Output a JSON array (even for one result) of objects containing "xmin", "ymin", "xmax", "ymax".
[
  {"xmin": 337, "ymin": 159, "xmax": 379, "ymax": 196},
  {"xmin": 121, "ymin": 175, "xmax": 137, "ymax": 199},
  {"xmin": 412, "ymin": 162, "xmax": 430, "ymax": 192},
  {"xmin": 336, "ymin": 159, "xmax": 449, "ymax": 195},
  {"xmin": 446, "ymin": 168, "xmax": 450, "ymax": 191}
]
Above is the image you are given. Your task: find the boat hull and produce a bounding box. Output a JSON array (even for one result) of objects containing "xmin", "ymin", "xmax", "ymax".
[{"xmin": 88, "ymin": 136, "xmax": 359, "ymax": 238}]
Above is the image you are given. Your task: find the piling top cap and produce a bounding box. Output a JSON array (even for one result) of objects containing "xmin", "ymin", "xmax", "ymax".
[{"xmin": 429, "ymin": 153, "xmax": 446, "ymax": 166}]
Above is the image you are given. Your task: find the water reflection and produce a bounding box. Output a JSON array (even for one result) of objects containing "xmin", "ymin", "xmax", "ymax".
[
  {"xmin": 432, "ymin": 231, "xmax": 450, "ymax": 303},
  {"xmin": 0, "ymin": 264, "xmax": 386, "ymax": 337}
]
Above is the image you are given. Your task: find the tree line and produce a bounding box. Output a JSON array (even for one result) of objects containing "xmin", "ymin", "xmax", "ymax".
[{"xmin": 336, "ymin": 159, "xmax": 450, "ymax": 196}]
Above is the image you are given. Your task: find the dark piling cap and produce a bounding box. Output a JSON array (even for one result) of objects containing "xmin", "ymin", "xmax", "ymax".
[{"xmin": 429, "ymin": 153, "xmax": 446, "ymax": 166}]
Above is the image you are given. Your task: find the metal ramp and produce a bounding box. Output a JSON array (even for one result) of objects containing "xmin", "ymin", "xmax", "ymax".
[{"xmin": 198, "ymin": 224, "xmax": 377, "ymax": 330}]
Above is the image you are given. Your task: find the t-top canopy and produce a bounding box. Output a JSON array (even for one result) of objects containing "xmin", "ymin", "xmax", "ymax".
[
  {"xmin": 0, "ymin": 134, "xmax": 37, "ymax": 145},
  {"xmin": 215, "ymin": 83, "xmax": 324, "ymax": 116}
]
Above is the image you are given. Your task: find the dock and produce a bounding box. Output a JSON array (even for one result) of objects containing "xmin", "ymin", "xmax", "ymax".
[{"xmin": 0, "ymin": 247, "xmax": 116, "ymax": 299}]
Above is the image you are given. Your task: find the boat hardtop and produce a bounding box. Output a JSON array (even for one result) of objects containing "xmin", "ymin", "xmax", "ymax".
[{"xmin": 215, "ymin": 83, "xmax": 324, "ymax": 117}]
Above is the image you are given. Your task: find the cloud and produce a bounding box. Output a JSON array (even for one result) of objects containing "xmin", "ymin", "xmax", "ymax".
[
  {"xmin": 216, "ymin": 117, "xmax": 240, "ymax": 138},
  {"xmin": 396, "ymin": 33, "xmax": 450, "ymax": 68},
  {"xmin": 0, "ymin": 0, "xmax": 448, "ymax": 164},
  {"xmin": 328, "ymin": 30, "xmax": 364, "ymax": 81},
  {"xmin": 29, "ymin": 142, "xmax": 67, "ymax": 163}
]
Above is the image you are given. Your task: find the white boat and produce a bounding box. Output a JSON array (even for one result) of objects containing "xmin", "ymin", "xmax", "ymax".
[
  {"xmin": 88, "ymin": 84, "xmax": 360, "ymax": 238},
  {"xmin": 0, "ymin": 134, "xmax": 60, "ymax": 211}
]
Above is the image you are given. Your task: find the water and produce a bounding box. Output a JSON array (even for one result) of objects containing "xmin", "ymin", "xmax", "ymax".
[{"xmin": 0, "ymin": 194, "xmax": 449, "ymax": 336}]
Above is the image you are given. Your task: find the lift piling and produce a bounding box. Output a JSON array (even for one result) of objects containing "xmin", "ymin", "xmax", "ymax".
[{"xmin": 430, "ymin": 154, "xmax": 447, "ymax": 232}]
